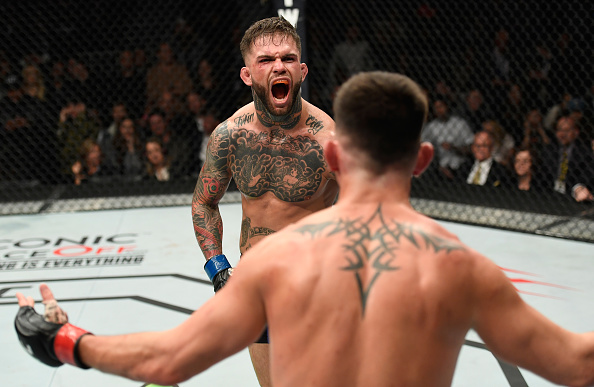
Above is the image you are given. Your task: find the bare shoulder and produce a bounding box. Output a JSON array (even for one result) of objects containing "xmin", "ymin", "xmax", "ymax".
[
  {"xmin": 227, "ymin": 103, "xmax": 257, "ymax": 130},
  {"xmin": 302, "ymin": 100, "xmax": 335, "ymax": 140}
]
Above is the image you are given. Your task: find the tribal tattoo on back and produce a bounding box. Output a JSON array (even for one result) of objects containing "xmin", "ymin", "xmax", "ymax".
[{"xmin": 294, "ymin": 205, "xmax": 465, "ymax": 316}]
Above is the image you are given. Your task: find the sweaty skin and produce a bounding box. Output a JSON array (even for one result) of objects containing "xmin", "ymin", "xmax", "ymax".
[{"xmin": 191, "ymin": 34, "xmax": 338, "ymax": 257}]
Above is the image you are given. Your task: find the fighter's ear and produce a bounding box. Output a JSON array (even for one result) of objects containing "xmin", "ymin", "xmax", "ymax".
[
  {"xmin": 300, "ymin": 63, "xmax": 308, "ymax": 82},
  {"xmin": 324, "ymin": 139, "xmax": 340, "ymax": 173},
  {"xmin": 413, "ymin": 142, "xmax": 434, "ymax": 177},
  {"xmin": 240, "ymin": 67, "xmax": 252, "ymax": 86}
]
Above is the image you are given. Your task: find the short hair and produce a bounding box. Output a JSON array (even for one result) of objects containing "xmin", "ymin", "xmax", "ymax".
[
  {"xmin": 333, "ymin": 71, "xmax": 428, "ymax": 173},
  {"xmin": 240, "ymin": 16, "xmax": 301, "ymax": 62}
]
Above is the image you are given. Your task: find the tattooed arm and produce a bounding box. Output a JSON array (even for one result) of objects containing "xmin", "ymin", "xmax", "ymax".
[{"xmin": 192, "ymin": 121, "xmax": 232, "ymax": 260}]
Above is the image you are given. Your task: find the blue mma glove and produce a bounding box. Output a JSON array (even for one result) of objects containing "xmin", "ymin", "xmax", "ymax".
[{"xmin": 204, "ymin": 254, "xmax": 233, "ymax": 292}]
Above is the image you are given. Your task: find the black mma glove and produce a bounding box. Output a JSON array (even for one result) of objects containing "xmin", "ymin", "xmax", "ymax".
[
  {"xmin": 15, "ymin": 306, "xmax": 92, "ymax": 368},
  {"xmin": 204, "ymin": 254, "xmax": 233, "ymax": 292}
]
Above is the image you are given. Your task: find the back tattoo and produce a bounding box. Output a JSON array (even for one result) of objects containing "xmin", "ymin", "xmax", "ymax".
[{"xmin": 294, "ymin": 205, "xmax": 465, "ymax": 315}]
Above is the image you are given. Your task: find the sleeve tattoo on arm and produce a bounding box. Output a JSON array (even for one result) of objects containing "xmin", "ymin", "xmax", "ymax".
[{"xmin": 192, "ymin": 121, "xmax": 232, "ymax": 256}]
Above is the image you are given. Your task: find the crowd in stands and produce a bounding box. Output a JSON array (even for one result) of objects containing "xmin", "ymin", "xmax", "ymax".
[
  {"xmin": 0, "ymin": 41, "xmax": 225, "ymax": 187},
  {"xmin": 0, "ymin": 2, "xmax": 592, "ymax": 205}
]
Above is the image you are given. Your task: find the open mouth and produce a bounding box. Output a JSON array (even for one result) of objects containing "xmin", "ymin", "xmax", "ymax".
[{"xmin": 271, "ymin": 79, "xmax": 290, "ymax": 101}]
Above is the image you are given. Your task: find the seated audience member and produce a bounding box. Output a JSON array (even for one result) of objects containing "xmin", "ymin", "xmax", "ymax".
[
  {"xmin": 482, "ymin": 120, "xmax": 515, "ymax": 167},
  {"xmin": 177, "ymin": 90, "xmax": 208, "ymax": 170},
  {"xmin": 143, "ymin": 137, "xmax": 175, "ymax": 182},
  {"xmin": 111, "ymin": 50, "xmax": 145, "ymax": 119},
  {"xmin": 421, "ymin": 97, "xmax": 474, "ymax": 180},
  {"xmin": 1, "ymin": 73, "xmax": 60, "ymax": 183},
  {"xmin": 145, "ymin": 109, "xmax": 191, "ymax": 177},
  {"xmin": 521, "ymin": 108, "xmax": 550, "ymax": 155},
  {"xmin": 543, "ymin": 91, "xmax": 572, "ymax": 133},
  {"xmin": 71, "ymin": 139, "xmax": 117, "ymax": 185},
  {"xmin": 512, "ymin": 147, "xmax": 544, "ymax": 192},
  {"xmin": 57, "ymin": 97, "xmax": 101, "ymax": 177},
  {"xmin": 457, "ymin": 130, "xmax": 511, "ymax": 188},
  {"xmin": 146, "ymin": 42, "xmax": 192, "ymax": 112},
  {"xmin": 456, "ymin": 89, "xmax": 495, "ymax": 133},
  {"xmin": 97, "ymin": 102, "xmax": 129, "ymax": 167},
  {"xmin": 541, "ymin": 116, "xmax": 594, "ymax": 202},
  {"xmin": 112, "ymin": 117, "xmax": 144, "ymax": 178}
]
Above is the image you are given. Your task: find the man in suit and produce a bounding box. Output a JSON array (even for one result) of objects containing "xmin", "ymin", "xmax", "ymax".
[
  {"xmin": 541, "ymin": 116, "xmax": 594, "ymax": 202},
  {"xmin": 457, "ymin": 130, "xmax": 511, "ymax": 187}
]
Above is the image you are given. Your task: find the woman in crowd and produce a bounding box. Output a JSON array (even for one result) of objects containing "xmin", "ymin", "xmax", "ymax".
[
  {"xmin": 112, "ymin": 117, "xmax": 144, "ymax": 178},
  {"xmin": 512, "ymin": 147, "xmax": 543, "ymax": 192},
  {"xmin": 143, "ymin": 137, "xmax": 173, "ymax": 181},
  {"xmin": 71, "ymin": 138, "xmax": 116, "ymax": 185}
]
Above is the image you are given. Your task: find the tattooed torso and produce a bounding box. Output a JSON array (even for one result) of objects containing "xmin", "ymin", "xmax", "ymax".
[
  {"xmin": 192, "ymin": 100, "xmax": 338, "ymax": 256},
  {"xmin": 225, "ymin": 113, "xmax": 333, "ymax": 202}
]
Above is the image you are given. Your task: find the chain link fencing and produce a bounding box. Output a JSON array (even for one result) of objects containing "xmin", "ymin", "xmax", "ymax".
[{"xmin": 0, "ymin": 0, "xmax": 592, "ymax": 242}]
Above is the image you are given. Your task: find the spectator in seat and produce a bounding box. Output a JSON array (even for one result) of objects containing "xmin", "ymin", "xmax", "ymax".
[
  {"xmin": 71, "ymin": 139, "xmax": 117, "ymax": 185},
  {"xmin": 456, "ymin": 130, "xmax": 511, "ymax": 188},
  {"xmin": 482, "ymin": 120, "xmax": 515, "ymax": 167},
  {"xmin": 421, "ymin": 97, "xmax": 474, "ymax": 180},
  {"xmin": 112, "ymin": 117, "xmax": 144, "ymax": 179},
  {"xmin": 512, "ymin": 147, "xmax": 544, "ymax": 192},
  {"xmin": 541, "ymin": 116, "xmax": 594, "ymax": 202},
  {"xmin": 146, "ymin": 42, "xmax": 192, "ymax": 114}
]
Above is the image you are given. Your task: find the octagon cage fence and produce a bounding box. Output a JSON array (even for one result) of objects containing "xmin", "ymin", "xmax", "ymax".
[{"xmin": 0, "ymin": 0, "xmax": 592, "ymax": 243}]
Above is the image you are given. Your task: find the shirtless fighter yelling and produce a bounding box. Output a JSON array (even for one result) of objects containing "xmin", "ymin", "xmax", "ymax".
[{"xmin": 191, "ymin": 16, "xmax": 338, "ymax": 386}]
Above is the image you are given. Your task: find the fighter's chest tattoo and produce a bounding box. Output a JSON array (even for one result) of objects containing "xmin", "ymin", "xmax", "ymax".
[{"xmin": 228, "ymin": 127, "xmax": 327, "ymax": 202}]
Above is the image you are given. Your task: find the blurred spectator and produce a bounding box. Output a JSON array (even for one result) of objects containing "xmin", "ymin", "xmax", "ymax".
[
  {"xmin": 431, "ymin": 80, "xmax": 460, "ymax": 115},
  {"xmin": 456, "ymin": 89, "xmax": 495, "ymax": 133},
  {"xmin": 198, "ymin": 108, "xmax": 222, "ymax": 171},
  {"xmin": 541, "ymin": 116, "xmax": 594, "ymax": 202},
  {"xmin": 543, "ymin": 91, "xmax": 572, "ymax": 132},
  {"xmin": 421, "ymin": 98, "xmax": 474, "ymax": 180},
  {"xmin": 112, "ymin": 117, "xmax": 144, "ymax": 178},
  {"xmin": 525, "ymin": 40, "xmax": 553, "ymax": 108},
  {"xmin": 456, "ymin": 130, "xmax": 511, "ymax": 187},
  {"xmin": 329, "ymin": 25, "xmax": 372, "ymax": 92},
  {"xmin": 97, "ymin": 102, "xmax": 129, "ymax": 167},
  {"xmin": 146, "ymin": 109, "xmax": 191, "ymax": 177},
  {"xmin": 111, "ymin": 50, "xmax": 145, "ymax": 119},
  {"xmin": 57, "ymin": 98, "xmax": 101, "ymax": 177},
  {"xmin": 65, "ymin": 58, "xmax": 96, "ymax": 110},
  {"xmin": 488, "ymin": 28, "xmax": 514, "ymax": 91},
  {"xmin": 499, "ymin": 83, "xmax": 528, "ymax": 145},
  {"xmin": 142, "ymin": 137, "xmax": 175, "ymax": 182},
  {"xmin": 521, "ymin": 109, "xmax": 551, "ymax": 155},
  {"xmin": 482, "ymin": 120, "xmax": 515, "ymax": 167},
  {"xmin": 0, "ymin": 74, "xmax": 36, "ymax": 181},
  {"xmin": 46, "ymin": 60, "xmax": 69, "ymax": 116},
  {"xmin": 178, "ymin": 90, "xmax": 209, "ymax": 172},
  {"xmin": 0, "ymin": 72, "xmax": 59, "ymax": 183},
  {"xmin": 193, "ymin": 58, "xmax": 221, "ymax": 104},
  {"xmin": 146, "ymin": 42, "xmax": 192, "ymax": 113},
  {"xmin": 169, "ymin": 18, "xmax": 204, "ymax": 72},
  {"xmin": 71, "ymin": 138, "xmax": 117, "ymax": 185},
  {"xmin": 21, "ymin": 64, "xmax": 46, "ymax": 101},
  {"xmin": 565, "ymin": 98, "xmax": 593, "ymax": 148},
  {"xmin": 512, "ymin": 147, "xmax": 544, "ymax": 192}
]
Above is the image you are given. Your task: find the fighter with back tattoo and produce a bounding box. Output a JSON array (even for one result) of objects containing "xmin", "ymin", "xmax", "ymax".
[
  {"xmin": 16, "ymin": 71, "xmax": 594, "ymax": 387},
  {"xmin": 190, "ymin": 16, "xmax": 338, "ymax": 386}
]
